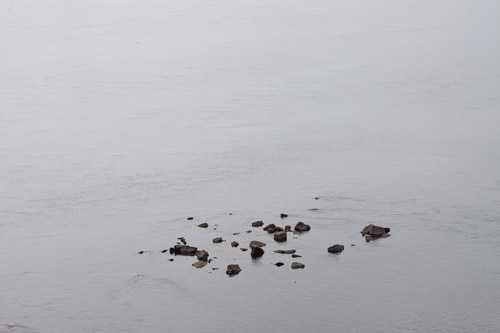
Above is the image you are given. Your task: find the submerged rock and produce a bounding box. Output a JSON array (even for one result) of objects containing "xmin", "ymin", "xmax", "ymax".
[
  {"xmin": 291, "ymin": 262, "xmax": 305, "ymax": 269},
  {"xmin": 192, "ymin": 261, "xmax": 207, "ymax": 268},
  {"xmin": 226, "ymin": 264, "xmax": 241, "ymax": 276},
  {"xmin": 274, "ymin": 231, "xmax": 287, "ymax": 242},
  {"xmin": 252, "ymin": 221, "xmax": 264, "ymax": 227},
  {"xmin": 251, "ymin": 246, "xmax": 265, "ymax": 258},
  {"xmin": 213, "ymin": 237, "xmax": 224, "ymax": 244},
  {"xmin": 328, "ymin": 244, "xmax": 344, "ymax": 253},
  {"xmin": 231, "ymin": 241, "xmax": 239, "ymax": 248},
  {"xmin": 198, "ymin": 223, "xmax": 208, "ymax": 228},
  {"xmin": 274, "ymin": 249, "xmax": 296, "ymax": 254},
  {"xmin": 294, "ymin": 222, "xmax": 311, "ymax": 232},
  {"xmin": 249, "ymin": 241, "xmax": 266, "ymax": 249}
]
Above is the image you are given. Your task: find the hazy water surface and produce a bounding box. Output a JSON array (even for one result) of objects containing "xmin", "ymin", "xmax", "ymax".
[{"xmin": 1, "ymin": 1, "xmax": 500, "ymax": 332}]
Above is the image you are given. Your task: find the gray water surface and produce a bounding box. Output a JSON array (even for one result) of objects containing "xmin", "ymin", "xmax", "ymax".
[{"xmin": 1, "ymin": 1, "xmax": 500, "ymax": 332}]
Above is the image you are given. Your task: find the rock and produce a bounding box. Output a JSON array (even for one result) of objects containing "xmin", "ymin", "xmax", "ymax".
[
  {"xmin": 284, "ymin": 225, "xmax": 291, "ymax": 232},
  {"xmin": 361, "ymin": 224, "xmax": 391, "ymax": 240},
  {"xmin": 274, "ymin": 249, "xmax": 296, "ymax": 254},
  {"xmin": 274, "ymin": 262, "xmax": 284, "ymax": 267},
  {"xmin": 351, "ymin": 244, "xmax": 356, "ymax": 247},
  {"xmin": 249, "ymin": 241, "xmax": 266, "ymax": 249},
  {"xmin": 274, "ymin": 231, "xmax": 287, "ymax": 242},
  {"xmin": 212, "ymin": 267, "xmax": 219, "ymax": 270},
  {"xmin": 294, "ymin": 222, "xmax": 311, "ymax": 232},
  {"xmin": 266, "ymin": 228, "xmax": 276, "ymax": 234},
  {"xmin": 280, "ymin": 213, "xmax": 288, "ymax": 218},
  {"xmin": 213, "ymin": 237, "xmax": 223, "ymax": 243},
  {"xmin": 252, "ymin": 221, "xmax": 264, "ymax": 227},
  {"xmin": 170, "ymin": 245, "xmax": 197, "ymax": 255},
  {"xmin": 187, "ymin": 217, "xmax": 194, "ymax": 220},
  {"xmin": 315, "ymin": 196, "xmax": 320, "ymax": 200},
  {"xmin": 231, "ymin": 241, "xmax": 239, "ymax": 248},
  {"xmin": 196, "ymin": 250, "xmax": 209, "ymax": 262},
  {"xmin": 291, "ymin": 262, "xmax": 305, "ymax": 269},
  {"xmin": 291, "ymin": 254, "xmax": 302, "ymax": 258},
  {"xmin": 308, "ymin": 208, "xmax": 319, "ymax": 211},
  {"xmin": 198, "ymin": 223, "xmax": 208, "ymax": 228},
  {"xmin": 263, "ymin": 224, "xmax": 276, "ymax": 231},
  {"xmin": 138, "ymin": 251, "xmax": 145, "ymax": 255},
  {"xmin": 226, "ymin": 264, "xmax": 241, "ymax": 276},
  {"xmin": 192, "ymin": 261, "xmax": 207, "ymax": 268},
  {"xmin": 233, "ymin": 232, "xmax": 240, "ymax": 235},
  {"xmin": 161, "ymin": 249, "xmax": 168, "ymax": 253},
  {"xmin": 328, "ymin": 244, "xmax": 344, "ymax": 253},
  {"xmin": 168, "ymin": 258, "xmax": 174, "ymax": 262},
  {"xmin": 177, "ymin": 237, "xmax": 186, "ymax": 245},
  {"xmin": 208, "ymin": 259, "xmax": 212, "ymax": 263},
  {"xmin": 246, "ymin": 230, "xmax": 252, "ymax": 233},
  {"xmin": 251, "ymin": 246, "xmax": 265, "ymax": 258},
  {"xmin": 240, "ymin": 248, "xmax": 248, "ymax": 252},
  {"xmin": 274, "ymin": 226, "xmax": 284, "ymax": 232}
]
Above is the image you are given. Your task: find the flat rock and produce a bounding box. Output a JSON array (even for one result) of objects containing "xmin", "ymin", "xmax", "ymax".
[
  {"xmin": 231, "ymin": 241, "xmax": 239, "ymax": 248},
  {"xmin": 294, "ymin": 222, "xmax": 311, "ymax": 232},
  {"xmin": 168, "ymin": 258, "xmax": 174, "ymax": 262},
  {"xmin": 328, "ymin": 244, "xmax": 345, "ymax": 253},
  {"xmin": 240, "ymin": 248, "xmax": 248, "ymax": 252},
  {"xmin": 246, "ymin": 230, "xmax": 252, "ymax": 233},
  {"xmin": 161, "ymin": 249, "xmax": 168, "ymax": 253},
  {"xmin": 187, "ymin": 217, "xmax": 194, "ymax": 220},
  {"xmin": 213, "ymin": 237, "xmax": 224, "ymax": 243},
  {"xmin": 274, "ymin": 231, "xmax": 287, "ymax": 242},
  {"xmin": 251, "ymin": 221, "xmax": 264, "ymax": 227},
  {"xmin": 361, "ymin": 224, "xmax": 391, "ymax": 239},
  {"xmin": 280, "ymin": 213, "xmax": 288, "ymax": 218},
  {"xmin": 233, "ymin": 232, "xmax": 240, "ymax": 235},
  {"xmin": 192, "ymin": 261, "xmax": 207, "ymax": 268},
  {"xmin": 251, "ymin": 246, "xmax": 264, "ymax": 258},
  {"xmin": 274, "ymin": 262, "xmax": 284, "ymax": 267},
  {"xmin": 291, "ymin": 254, "xmax": 302, "ymax": 258},
  {"xmin": 226, "ymin": 264, "xmax": 241, "ymax": 276},
  {"xmin": 274, "ymin": 249, "xmax": 296, "ymax": 254},
  {"xmin": 249, "ymin": 241, "xmax": 266, "ymax": 249},
  {"xmin": 170, "ymin": 245, "xmax": 197, "ymax": 255},
  {"xmin": 198, "ymin": 223, "xmax": 208, "ymax": 228},
  {"xmin": 263, "ymin": 224, "xmax": 276, "ymax": 231},
  {"xmin": 291, "ymin": 262, "xmax": 305, "ymax": 269}
]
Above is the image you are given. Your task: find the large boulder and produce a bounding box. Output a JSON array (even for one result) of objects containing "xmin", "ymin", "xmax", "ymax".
[
  {"xmin": 294, "ymin": 222, "xmax": 311, "ymax": 232},
  {"xmin": 249, "ymin": 241, "xmax": 266, "ymax": 249},
  {"xmin": 274, "ymin": 231, "xmax": 287, "ymax": 242},
  {"xmin": 291, "ymin": 262, "xmax": 305, "ymax": 269},
  {"xmin": 251, "ymin": 221, "xmax": 264, "ymax": 227},
  {"xmin": 226, "ymin": 264, "xmax": 241, "ymax": 276},
  {"xmin": 251, "ymin": 246, "xmax": 265, "ymax": 258},
  {"xmin": 328, "ymin": 244, "xmax": 344, "ymax": 253}
]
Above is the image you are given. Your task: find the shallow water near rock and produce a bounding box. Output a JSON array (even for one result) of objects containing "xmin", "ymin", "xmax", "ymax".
[{"xmin": 1, "ymin": 0, "xmax": 500, "ymax": 332}]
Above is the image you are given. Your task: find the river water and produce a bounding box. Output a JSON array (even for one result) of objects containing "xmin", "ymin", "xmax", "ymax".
[{"xmin": 1, "ymin": 1, "xmax": 500, "ymax": 332}]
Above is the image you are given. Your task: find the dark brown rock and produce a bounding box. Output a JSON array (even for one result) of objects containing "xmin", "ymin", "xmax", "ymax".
[
  {"xmin": 361, "ymin": 224, "xmax": 391, "ymax": 240},
  {"xmin": 284, "ymin": 225, "xmax": 291, "ymax": 232},
  {"xmin": 291, "ymin": 254, "xmax": 302, "ymax": 258},
  {"xmin": 263, "ymin": 224, "xmax": 276, "ymax": 231},
  {"xmin": 291, "ymin": 262, "xmax": 305, "ymax": 269},
  {"xmin": 280, "ymin": 213, "xmax": 288, "ymax": 218},
  {"xmin": 274, "ymin": 262, "xmax": 284, "ymax": 267},
  {"xmin": 231, "ymin": 241, "xmax": 239, "ymax": 248},
  {"xmin": 266, "ymin": 228, "xmax": 276, "ymax": 234},
  {"xmin": 251, "ymin": 221, "xmax": 264, "ymax": 227},
  {"xmin": 251, "ymin": 246, "xmax": 264, "ymax": 258},
  {"xmin": 198, "ymin": 223, "xmax": 208, "ymax": 228},
  {"xmin": 294, "ymin": 222, "xmax": 311, "ymax": 232},
  {"xmin": 328, "ymin": 244, "xmax": 344, "ymax": 253},
  {"xmin": 177, "ymin": 237, "xmax": 186, "ymax": 245},
  {"xmin": 226, "ymin": 264, "xmax": 241, "ymax": 276},
  {"xmin": 213, "ymin": 237, "xmax": 223, "ymax": 243},
  {"xmin": 170, "ymin": 245, "xmax": 197, "ymax": 255},
  {"xmin": 168, "ymin": 258, "xmax": 174, "ymax": 261},
  {"xmin": 187, "ymin": 217, "xmax": 194, "ymax": 220},
  {"xmin": 192, "ymin": 261, "xmax": 207, "ymax": 268},
  {"xmin": 196, "ymin": 250, "xmax": 209, "ymax": 262},
  {"xmin": 161, "ymin": 249, "xmax": 168, "ymax": 253},
  {"xmin": 274, "ymin": 231, "xmax": 287, "ymax": 242},
  {"xmin": 233, "ymin": 232, "xmax": 240, "ymax": 235},
  {"xmin": 274, "ymin": 249, "xmax": 296, "ymax": 254},
  {"xmin": 138, "ymin": 251, "xmax": 145, "ymax": 255},
  {"xmin": 246, "ymin": 230, "xmax": 252, "ymax": 233},
  {"xmin": 240, "ymin": 248, "xmax": 248, "ymax": 252},
  {"xmin": 249, "ymin": 241, "xmax": 266, "ymax": 249}
]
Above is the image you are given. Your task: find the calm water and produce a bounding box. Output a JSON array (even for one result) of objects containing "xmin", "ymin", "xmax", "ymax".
[{"xmin": 1, "ymin": 1, "xmax": 500, "ymax": 332}]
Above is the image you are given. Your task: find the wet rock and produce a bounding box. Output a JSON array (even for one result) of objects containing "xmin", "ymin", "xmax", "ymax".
[
  {"xmin": 291, "ymin": 262, "xmax": 305, "ymax": 269},
  {"xmin": 294, "ymin": 222, "xmax": 311, "ymax": 232},
  {"xmin": 263, "ymin": 224, "xmax": 276, "ymax": 231},
  {"xmin": 226, "ymin": 264, "xmax": 241, "ymax": 276},
  {"xmin": 208, "ymin": 259, "xmax": 213, "ymax": 263},
  {"xmin": 177, "ymin": 237, "xmax": 186, "ymax": 245},
  {"xmin": 249, "ymin": 241, "xmax": 266, "ymax": 249},
  {"xmin": 291, "ymin": 254, "xmax": 302, "ymax": 258},
  {"xmin": 284, "ymin": 225, "xmax": 291, "ymax": 232},
  {"xmin": 161, "ymin": 249, "xmax": 168, "ymax": 253},
  {"xmin": 274, "ymin": 262, "xmax": 284, "ymax": 267},
  {"xmin": 233, "ymin": 232, "xmax": 240, "ymax": 235},
  {"xmin": 212, "ymin": 267, "xmax": 219, "ymax": 270},
  {"xmin": 231, "ymin": 241, "xmax": 239, "ymax": 248},
  {"xmin": 192, "ymin": 261, "xmax": 207, "ymax": 268},
  {"xmin": 361, "ymin": 224, "xmax": 391, "ymax": 240},
  {"xmin": 252, "ymin": 221, "xmax": 264, "ymax": 227},
  {"xmin": 168, "ymin": 258, "xmax": 174, "ymax": 262},
  {"xmin": 280, "ymin": 213, "xmax": 288, "ymax": 218},
  {"xmin": 196, "ymin": 250, "xmax": 209, "ymax": 262},
  {"xmin": 274, "ymin": 226, "xmax": 284, "ymax": 232},
  {"xmin": 138, "ymin": 251, "xmax": 145, "ymax": 255},
  {"xmin": 171, "ymin": 245, "xmax": 198, "ymax": 255},
  {"xmin": 266, "ymin": 228, "xmax": 276, "ymax": 234},
  {"xmin": 251, "ymin": 246, "xmax": 265, "ymax": 258},
  {"xmin": 328, "ymin": 244, "xmax": 344, "ymax": 253},
  {"xmin": 246, "ymin": 230, "xmax": 252, "ymax": 233},
  {"xmin": 187, "ymin": 217, "xmax": 194, "ymax": 220},
  {"xmin": 351, "ymin": 244, "xmax": 356, "ymax": 247},
  {"xmin": 315, "ymin": 196, "xmax": 320, "ymax": 200},
  {"xmin": 308, "ymin": 208, "xmax": 319, "ymax": 211},
  {"xmin": 213, "ymin": 237, "xmax": 224, "ymax": 243},
  {"xmin": 198, "ymin": 223, "xmax": 208, "ymax": 228},
  {"xmin": 274, "ymin": 249, "xmax": 296, "ymax": 254},
  {"xmin": 274, "ymin": 231, "xmax": 287, "ymax": 242},
  {"xmin": 240, "ymin": 248, "xmax": 248, "ymax": 252}
]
